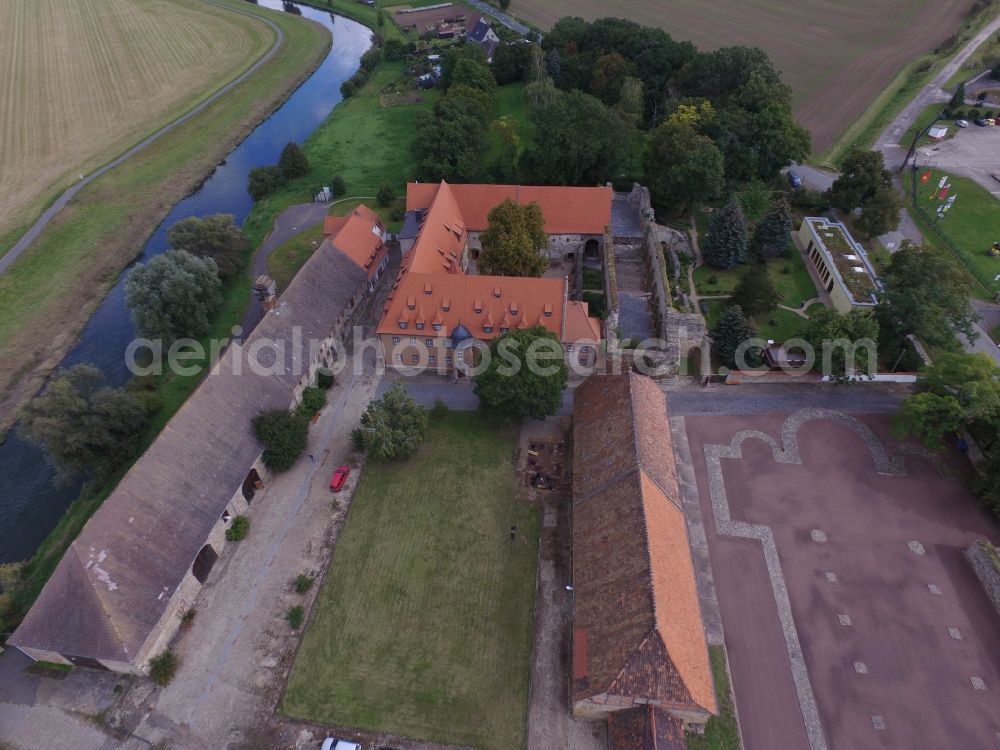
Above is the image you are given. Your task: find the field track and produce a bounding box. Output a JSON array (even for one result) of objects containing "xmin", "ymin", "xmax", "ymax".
[
  {"xmin": 510, "ymin": 0, "xmax": 972, "ymax": 152},
  {"xmin": 0, "ymin": 0, "xmax": 272, "ymax": 243}
]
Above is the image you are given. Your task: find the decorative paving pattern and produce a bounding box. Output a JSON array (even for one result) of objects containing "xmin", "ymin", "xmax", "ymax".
[
  {"xmin": 825, "ymin": 572, "xmax": 838, "ymax": 583},
  {"xmin": 853, "ymin": 661, "xmax": 868, "ymax": 674},
  {"xmin": 810, "ymin": 529, "xmax": 828, "ymax": 543},
  {"xmin": 928, "ymin": 583, "xmax": 943, "ymax": 595},
  {"xmin": 702, "ymin": 409, "xmax": 942, "ymax": 750},
  {"xmin": 949, "ymin": 627, "xmax": 964, "ymax": 640},
  {"xmin": 908, "ymin": 541, "xmax": 927, "ymax": 556}
]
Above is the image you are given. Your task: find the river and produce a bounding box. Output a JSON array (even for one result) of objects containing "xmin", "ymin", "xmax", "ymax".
[{"xmin": 0, "ymin": 0, "xmax": 370, "ymax": 564}]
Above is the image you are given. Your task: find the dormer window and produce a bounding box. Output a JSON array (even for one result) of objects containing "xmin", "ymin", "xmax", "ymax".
[
  {"xmin": 493, "ymin": 285, "xmax": 501, "ymax": 298},
  {"xmin": 442, "ymin": 298, "xmax": 451, "ymax": 312},
  {"xmin": 500, "ymin": 327, "xmax": 509, "ymax": 334},
  {"xmin": 398, "ymin": 322, "xmax": 408, "ymax": 330},
  {"xmin": 407, "ymin": 296, "xmax": 416, "ymax": 311},
  {"xmin": 424, "ymin": 282, "xmax": 433, "ymax": 295},
  {"xmin": 510, "ymin": 302, "xmax": 519, "ymax": 315},
  {"xmin": 474, "ymin": 299, "xmax": 482, "ymax": 314},
  {"xmin": 543, "ymin": 303, "xmax": 553, "ymax": 317},
  {"xmin": 416, "ymin": 322, "xmax": 424, "ymax": 330},
  {"xmin": 484, "ymin": 326, "xmax": 493, "ymax": 334},
  {"xmin": 433, "ymin": 323, "xmax": 442, "ymax": 331}
]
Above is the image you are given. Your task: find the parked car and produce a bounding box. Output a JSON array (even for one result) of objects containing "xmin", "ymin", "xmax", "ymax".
[
  {"xmin": 956, "ymin": 119, "xmax": 969, "ymax": 128},
  {"xmin": 787, "ymin": 171, "xmax": 803, "ymax": 189},
  {"xmin": 321, "ymin": 740, "xmax": 361, "ymax": 750},
  {"xmin": 988, "ymin": 118, "xmax": 997, "ymax": 126},
  {"xmin": 976, "ymin": 118, "xmax": 990, "ymax": 127},
  {"xmin": 329, "ymin": 465, "xmax": 350, "ymax": 492}
]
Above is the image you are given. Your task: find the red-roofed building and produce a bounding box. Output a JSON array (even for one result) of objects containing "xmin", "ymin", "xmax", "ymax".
[
  {"xmin": 324, "ymin": 204, "xmax": 390, "ymax": 292},
  {"xmin": 380, "ymin": 181, "xmax": 609, "ymax": 375}
]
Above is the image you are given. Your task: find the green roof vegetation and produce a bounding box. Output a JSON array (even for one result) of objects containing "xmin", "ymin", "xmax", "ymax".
[{"xmin": 807, "ymin": 218, "xmax": 879, "ymax": 302}]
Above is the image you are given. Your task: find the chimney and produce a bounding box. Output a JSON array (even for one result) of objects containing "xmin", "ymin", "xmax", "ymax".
[{"xmin": 253, "ymin": 275, "xmax": 277, "ymax": 312}]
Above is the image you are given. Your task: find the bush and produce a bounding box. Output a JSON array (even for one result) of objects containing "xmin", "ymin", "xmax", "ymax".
[
  {"xmin": 287, "ymin": 605, "xmax": 304, "ymax": 629},
  {"xmin": 149, "ymin": 650, "xmax": 178, "ymax": 686},
  {"xmin": 377, "ymin": 181, "xmax": 396, "ymax": 207},
  {"xmin": 330, "ymin": 174, "xmax": 346, "ymax": 197},
  {"xmin": 294, "ymin": 574, "xmax": 314, "ymax": 594},
  {"xmin": 248, "ymin": 166, "xmax": 284, "ymax": 201},
  {"xmin": 226, "ymin": 515, "xmax": 250, "ymax": 541},
  {"xmin": 340, "ymin": 78, "xmax": 357, "ymax": 98},
  {"xmin": 253, "ymin": 410, "xmax": 309, "ymax": 472},
  {"xmin": 298, "ymin": 386, "xmax": 327, "ymax": 417},
  {"xmin": 351, "ymin": 427, "xmax": 365, "ymax": 452},
  {"xmin": 978, "ymin": 90, "xmax": 989, "ymax": 101},
  {"xmin": 181, "ymin": 609, "xmax": 196, "ymax": 628},
  {"xmin": 430, "ymin": 397, "xmax": 449, "ymax": 420},
  {"xmin": 317, "ymin": 370, "xmax": 335, "ymax": 390},
  {"xmin": 707, "ymin": 274, "xmax": 718, "ymax": 285},
  {"xmin": 359, "ymin": 47, "xmax": 382, "ymax": 74},
  {"xmin": 789, "ymin": 187, "xmax": 830, "ymax": 212}
]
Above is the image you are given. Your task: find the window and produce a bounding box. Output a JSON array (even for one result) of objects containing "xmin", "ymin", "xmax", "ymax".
[
  {"xmin": 567, "ymin": 344, "xmax": 575, "ymax": 352},
  {"xmin": 433, "ymin": 323, "xmax": 442, "ymax": 331},
  {"xmin": 429, "ymin": 355, "xmax": 436, "ymax": 364},
  {"xmin": 398, "ymin": 322, "xmax": 407, "ymax": 330},
  {"xmin": 411, "ymin": 354, "xmax": 419, "ymax": 364},
  {"xmin": 416, "ymin": 322, "xmax": 424, "ymax": 330},
  {"xmin": 392, "ymin": 336, "xmax": 400, "ymax": 345},
  {"xmin": 444, "ymin": 339, "xmax": 452, "ymax": 348},
  {"xmin": 395, "ymin": 354, "xmax": 402, "ymax": 362},
  {"xmin": 426, "ymin": 339, "xmax": 434, "ymax": 347},
  {"xmin": 500, "ymin": 327, "xmax": 509, "ymax": 334},
  {"xmin": 446, "ymin": 357, "xmax": 453, "ymax": 365},
  {"xmin": 581, "ymin": 346, "xmax": 590, "ymax": 353},
  {"xmin": 409, "ymin": 337, "xmax": 417, "ymax": 345},
  {"xmin": 484, "ymin": 326, "xmax": 493, "ymax": 334}
]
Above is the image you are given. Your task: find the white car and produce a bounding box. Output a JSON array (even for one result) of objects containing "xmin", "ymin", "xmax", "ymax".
[
  {"xmin": 321, "ymin": 740, "xmax": 361, "ymax": 750},
  {"xmin": 956, "ymin": 119, "xmax": 970, "ymax": 128}
]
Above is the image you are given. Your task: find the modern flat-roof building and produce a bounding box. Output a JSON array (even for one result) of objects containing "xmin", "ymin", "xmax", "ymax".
[{"xmin": 797, "ymin": 217, "xmax": 882, "ymax": 313}]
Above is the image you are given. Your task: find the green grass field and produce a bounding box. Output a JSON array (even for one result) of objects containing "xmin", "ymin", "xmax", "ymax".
[
  {"xmin": 282, "ymin": 413, "xmax": 540, "ymax": 749},
  {"xmin": 911, "ymin": 169, "xmax": 1000, "ymax": 295},
  {"xmin": 694, "ymin": 255, "xmax": 818, "ymax": 309},
  {"xmin": 267, "ymin": 224, "xmax": 326, "ymax": 291}
]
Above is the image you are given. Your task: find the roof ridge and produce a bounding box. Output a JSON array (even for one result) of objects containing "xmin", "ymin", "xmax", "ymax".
[{"xmin": 631, "ymin": 467, "xmax": 662, "ymax": 635}]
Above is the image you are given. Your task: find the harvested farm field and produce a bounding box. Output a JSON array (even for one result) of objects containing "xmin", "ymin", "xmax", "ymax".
[
  {"xmin": 0, "ymin": 0, "xmax": 273, "ymax": 247},
  {"xmin": 510, "ymin": 0, "xmax": 971, "ymax": 153}
]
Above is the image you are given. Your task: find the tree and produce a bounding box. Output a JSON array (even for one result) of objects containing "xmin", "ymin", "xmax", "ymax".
[
  {"xmin": 590, "ymin": 52, "xmax": 632, "ymax": 105},
  {"xmin": 278, "ymin": 142, "xmax": 310, "ymax": 180},
  {"xmin": 413, "ymin": 87, "xmax": 490, "ymax": 182},
  {"xmin": 18, "ymin": 364, "xmax": 149, "ymax": 483},
  {"xmin": 617, "ymin": 76, "xmax": 645, "ymax": 126},
  {"xmin": 917, "ymin": 352, "xmax": 1000, "ymax": 425},
  {"xmin": 441, "ymin": 44, "xmax": 489, "ymax": 89},
  {"xmin": 711, "ymin": 305, "xmax": 760, "ymax": 369},
  {"xmin": 893, "ymin": 392, "xmax": 965, "ymax": 449},
  {"xmin": 702, "ymin": 195, "xmax": 747, "ymax": 269},
  {"xmin": 856, "ymin": 185, "xmax": 901, "ymax": 238},
  {"xmin": 877, "ymin": 241, "xmax": 977, "ymax": 349},
  {"xmin": 451, "ymin": 57, "xmax": 497, "ymax": 100},
  {"xmin": 491, "ymin": 42, "xmax": 530, "ymax": 85},
  {"xmin": 974, "ymin": 449, "xmax": 1000, "ymax": 515},
  {"xmin": 354, "ymin": 384, "xmax": 429, "ymax": 460},
  {"xmin": 730, "ymin": 263, "xmax": 778, "ymax": 317},
  {"xmin": 474, "ymin": 327, "xmax": 568, "ymax": 421},
  {"xmin": 248, "ymin": 166, "xmax": 284, "ymax": 200},
  {"xmin": 166, "ymin": 214, "xmax": 248, "ymax": 280},
  {"xmin": 125, "ymin": 250, "xmax": 222, "ymax": 343},
  {"xmin": 527, "ymin": 43, "xmax": 546, "ymax": 83},
  {"xmin": 477, "ymin": 199, "xmax": 548, "ymax": 277},
  {"xmin": 377, "ymin": 182, "xmax": 396, "ymax": 207},
  {"xmin": 525, "ymin": 89, "xmax": 628, "ymax": 186},
  {"xmin": 644, "ymin": 121, "xmax": 724, "ymax": 210},
  {"xmin": 949, "ymin": 81, "xmax": 966, "ymax": 110},
  {"xmin": 330, "ymin": 174, "xmax": 346, "ymax": 196},
  {"xmin": 546, "ymin": 48, "xmax": 561, "ymax": 82},
  {"xmin": 802, "ymin": 307, "xmax": 879, "ymax": 380},
  {"xmin": 747, "ymin": 200, "xmax": 790, "ymax": 262},
  {"xmin": 827, "ymin": 149, "xmax": 891, "ymax": 212},
  {"xmin": 491, "ymin": 115, "xmax": 524, "ymax": 182},
  {"xmin": 253, "ymin": 410, "xmax": 309, "ymax": 472}
]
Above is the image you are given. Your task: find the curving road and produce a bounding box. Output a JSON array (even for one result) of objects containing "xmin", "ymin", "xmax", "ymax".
[{"xmin": 0, "ymin": 0, "xmax": 288, "ymax": 275}]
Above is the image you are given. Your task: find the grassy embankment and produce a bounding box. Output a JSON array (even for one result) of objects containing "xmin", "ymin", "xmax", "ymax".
[
  {"xmin": 687, "ymin": 646, "xmax": 742, "ymax": 750},
  {"xmin": 819, "ymin": 1, "xmax": 1000, "ymax": 166},
  {"xmin": 0, "ymin": 1, "xmax": 331, "ymax": 635},
  {"xmin": 282, "ymin": 413, "xmax": 539, "ymax": 750},
  {"xmin": 0, "ymin": 0, "xmax": 331, "ymax": 435}
]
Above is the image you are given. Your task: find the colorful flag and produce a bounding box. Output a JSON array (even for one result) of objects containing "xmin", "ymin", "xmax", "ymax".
[
  {"xmin": 938, "ymin": 186, "xmax": 951, "ymax": 200},
  {"xmin": 920, "ymin": 170, "xmax": 931, "ymax": 184}
]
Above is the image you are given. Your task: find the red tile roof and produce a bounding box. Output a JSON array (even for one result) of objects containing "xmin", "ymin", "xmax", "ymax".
[
  {"xmin": 406, "ymin": 182, "xmax": 613, "ymax": 235},
  {"xmin": 572, "ymin": 373, "xmax": 717, "ymax": 717},
  {"xmin": 608, "ymin": 706, "xmax": 689, "ymax": 750},
  {"xmin": 326, "ymin": 204, "xmax": 387, "ymax": 280}
]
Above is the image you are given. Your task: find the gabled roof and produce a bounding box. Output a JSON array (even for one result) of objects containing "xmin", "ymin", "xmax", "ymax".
[
  {"xmin": 608, "ymin": 706, "xmax": 689, "ymax": 750},
  {"xmin": 403, "ymin": 182, "xmax": 468, "ymax": 276},
  {"xmin": 405, "ymin": 182, "xmax": 613, "ymax": 235},
  {"xmin": 572, "ymin": 373, "xmax": 716, "ymax": 716},
  {"xmin": 468, "ymin": 17, "xmax": 491, "ymax": 42},
  {"xmin": 11, "ymin": 243, "xmax": 367, "ymax": 664},
  {"xmin": 326, "ymin": 204, "xmax": 386, "ymax": 280}
]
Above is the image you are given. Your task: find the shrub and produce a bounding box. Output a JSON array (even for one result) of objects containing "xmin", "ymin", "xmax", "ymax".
[
  {"xmin": 278, "ymin": 142, "xmax": 310, "ymax": 180},
  {"xmin": 294, "ymin": 574, "xmax": 314, "ymax": 594},
  {"xmin": 707, "ymin": 274, "xmax": 718, "ymax": 285},
  {"xmin": 377, "ymin": 181, "xmax": 396, "ymax": 207},
  {"xmin": 330, "ymin": 174, "xmax": 346, "ymax": 197},
  {"xmin": 978, "ymin": 90, "xmax": 989, "ymax": 101},
  {"xmin": 149, "ymin": 650, "xmax": 178, "ymax": 686},
  {"xmin": 253, "ymin": 410, "xmax": 309, "ymax": 471},
  {"xmin": 359, "ymin": 47, "xmax": 382, "ymax": 73},
  {"xmin": 351, "ymin": 427, "xmax": 366, "ymax": 452},
  {"xmin": 226, "ymin": 515, "xmax": 250, "ymax": 541},
  {"xmin": 317, "ymin": 370, "xmax": 335, "ymax": 390},
  {"xmin": 248, "ymin": 166, "xmax": 284, "ymax": 200},
  {"xmin": 430, "ymin": 397, "xmax": 449, "ymax": 420},
  {"xmin": 298, "ymin": 386, "xmax": 327, "ymax": 417},
  {"xmin": 287, "ymin": 605, "xmax": 304, "ymax": 629},
  {"xmin": 181, "ymin": 609, "xmax": 196, "ymax": 628},
  {"xmin": 340, "ymin": 78, "xmax": 357, "ymax": 98}
]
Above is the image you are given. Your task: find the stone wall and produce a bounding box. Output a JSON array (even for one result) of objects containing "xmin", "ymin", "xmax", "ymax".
[{"xmin": 966, "ymin": 540, "xmax": 1000, "ymax": 618}]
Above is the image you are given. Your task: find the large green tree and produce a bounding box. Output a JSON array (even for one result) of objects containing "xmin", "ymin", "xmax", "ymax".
[
  {"xmin": 827, "ymin": 149, "xmax": 891, "ymax": 213},
  {"xmin": 166, "ymin": 214, "xmax": 248, "ymax": 280},
  {"xmin": 876, "ymin": 241, "xmax": 977, "ymax": 350},
  {"xmin": 125, "ymin": 250, "xmax": 222, "ymax": 343},
  {"xmin": 478, "ymin": 199, "xmax": 548, "ymax": 277},
  {"xmin": 711, "ymin": 305, "xmax": 760, "ymax": 369},
  {"xmin": 355, "ymin": 384, "xmax": 429, "ymax": 460},
  {"xmin": 893, "ymin": 392, "xmax": 966, "ymax": 449},
  {"xmin": 856, "ymin": 185, "xmax": 902, "ymax": 238},
  {"xmin": 702, "ymin": 195, "xmax": 747, "ymax": 269},
  {"xmin": 413, "ymin": 87, "xmax": 490, "ymax": 182},
  {"xmin": 253, "ymin": 410, "xmax": 309, "ymax": 472},
  {"xmin": 729, "ymin": 263, "xmax": 778, "ymax": 317},
  {"xmin": 19, "ymin": 364, "xmax": 149, "ymax": 483},
  {"xmin": 916, "ymin": 352, "xmax": 1000, "ymax": 425},
  {"xmin": 474, "ymin": 327, "xmax": 567, "ymax": 421},
  {"xmin": 748, "ymin": 198, "xmax": 792, "ymax": 261},
  {"xmin": 525, "ymin": 89, "xmax": 628, "ymax": 186},
  {"xmin": 802, "ymin": 307, "xmax": 879, "ymax": 380},
  {"xmin": 278, "ymin": 141, "xmax": 310, "ymax": 180},
  {"xmin": 644, "ymin": 121, "xmax": 724, "ymax": 210}
]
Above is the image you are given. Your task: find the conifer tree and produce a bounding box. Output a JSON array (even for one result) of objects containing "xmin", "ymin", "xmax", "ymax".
[
  {"xmin": 711, "ymin": 304, "xmax": 760, "ymax": 369},
  {"xmin": 749, "ymin": 198, "xmax": 792, "ymax": 261},
  {"xmin": 703, "ymin": 195, "xmax": 747, "ymax": 269}
]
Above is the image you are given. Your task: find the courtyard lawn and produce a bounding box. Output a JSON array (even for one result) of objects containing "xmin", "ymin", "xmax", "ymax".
[
  {"xmin": 282, "ymin": 413, "xmax": 540, "ymax": 749},
  {"xmin": 693, "ymin": 254, "xmax": 818, "ymax": 309},
  {"xmin": 911, "ymin": 169, "xmax": 1000, "ymax": 296},
  {"xmin": 704, "ymin": 303, "xmax": 808, "ymax": 345}
]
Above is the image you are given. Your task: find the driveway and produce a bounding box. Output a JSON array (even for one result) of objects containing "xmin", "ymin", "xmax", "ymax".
[{"xmin": 916, "ymin": 125, "xmax": 1000, "ymax": 195}]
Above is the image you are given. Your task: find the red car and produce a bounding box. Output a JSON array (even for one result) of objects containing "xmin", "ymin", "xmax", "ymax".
[{"xmin": 329, "ymin": 465, "xmax": 350, "ymax": 492}]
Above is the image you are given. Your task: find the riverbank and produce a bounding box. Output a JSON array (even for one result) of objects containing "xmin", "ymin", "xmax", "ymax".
[{"xmin": 0, "ymin": 0, "xmax": 331, "ymax": 436}]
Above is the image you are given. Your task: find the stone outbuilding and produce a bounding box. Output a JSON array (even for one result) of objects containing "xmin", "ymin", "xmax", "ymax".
[{"xmin": 572, "ymin": 372, "xmax": 717, "ymax": 747}]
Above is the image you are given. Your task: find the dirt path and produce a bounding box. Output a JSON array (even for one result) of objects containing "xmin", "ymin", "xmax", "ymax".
[{"xmin": 0, "ymin": 0, "xmax": 287, "ymax": 275}]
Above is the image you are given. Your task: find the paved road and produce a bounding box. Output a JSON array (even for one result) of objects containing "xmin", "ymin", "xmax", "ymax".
[
  {"xmin": 464, "ymin": 0, "xmax": 533, "ymax": 36},
  {"xmin": 916, "ymin": 125, "xmax": 1000, "ymax": 195},
  {"xmin": 0, "ymin": 0, "xmax": 287, "ymax": 274},
  {"xmin": 664, "ymin": 385, "xmax": 905, "ymax": 416}
]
